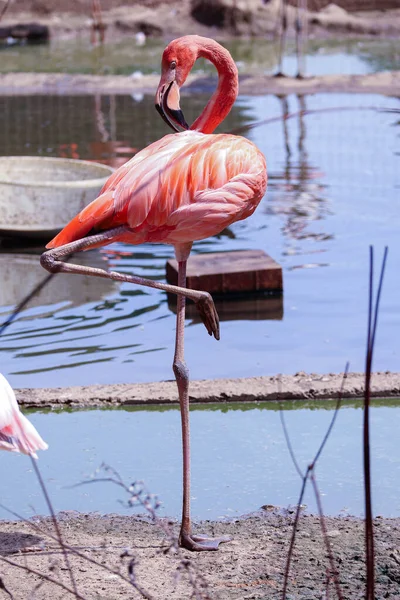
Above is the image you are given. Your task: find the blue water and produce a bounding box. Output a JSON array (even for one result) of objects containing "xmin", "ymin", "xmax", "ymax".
[
  {"xmin": 0, "ymin": 92, "xmax": 399, "ymax": 388},
  {"xmin": 0, "ymin": 400, "xmax": 399, "ymax": 521}
]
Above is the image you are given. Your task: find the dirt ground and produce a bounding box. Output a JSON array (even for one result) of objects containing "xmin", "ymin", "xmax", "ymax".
[
  {"xmin": 2, "ymin": 0, "xmax": 400, "ymax": 41},
  {"xmin": 0, "ymin": 510, "xmax": 399, "ymax": 599}
]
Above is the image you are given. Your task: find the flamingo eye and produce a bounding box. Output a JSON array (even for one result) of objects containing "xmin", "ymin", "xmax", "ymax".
[{"xmin": 170, "ymin": 61, "xmax": 177, "ymax": 70}]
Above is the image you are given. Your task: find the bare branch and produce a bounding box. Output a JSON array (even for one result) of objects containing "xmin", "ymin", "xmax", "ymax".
[
  {"xmin": 281, "ymin": 365, "xmax": 349, "ymax": 598},
  {"xmin": 122, "ymin": 552, "xmax": 154, "ymax": 600},
  {"xmin": 313, "ymin": 364, "xmax": 349, "ymax": 467},
  {"xmin": 281, "ymin": 468, "xmax": 309, "ymax": 599},
  {"xmin": 0, "ymin": 0, "xmax": 11, "ymax": 23},
  {"xmin": 0, "ymin": 575, "xmax": 14, "ymax": 599},
  {"xmin": 29, "ymin": 457, "xmax": 80, "ymax": 598},
  {"xmin": 0, "ymin": 253, "xmax": 73, "ymax": 337},
  {"xmin": 0, "ymin": 273, "xmax": 54, "ymax": 336},
  {"xmin": 364, "ymin": 246, "xmax": 388, "ymax": 600},
  {"xmin": 310, "ymin": 472, "xmax": 343, "ymax": 600},
  {"xmin": 27, "ymin": 580, "xmax": 44, "ymax": 600},
  {"xmin": 0, "ymin": 556, "xmax": 87, "ymax": 600}
]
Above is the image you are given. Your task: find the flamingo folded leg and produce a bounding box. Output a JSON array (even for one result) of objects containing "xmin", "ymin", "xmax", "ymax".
[{"xmin": 40, "ymin": 228, "xmax": 220, "ymax": 340}]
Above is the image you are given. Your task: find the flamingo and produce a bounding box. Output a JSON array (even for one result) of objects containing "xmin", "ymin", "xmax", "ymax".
[
  {"xmin": 40, "ymin": 35, "xmax": 267, "ymax": 551},
  {"xmin": 0, "ymin": 373, "xmax": 48, "ymax": 458}
]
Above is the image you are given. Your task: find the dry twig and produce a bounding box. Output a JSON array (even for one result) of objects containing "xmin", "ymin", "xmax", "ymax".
[
  {"xmin": 0, "ymin": 0, "xmax": 11, "ymax": 23},
  {"xmin": 364, "ymin": 246, "xmax": 388, "ymax": 600},
  {"xmin": 280, "ymin": 364, "xmax": 349, "ymax": 599}
]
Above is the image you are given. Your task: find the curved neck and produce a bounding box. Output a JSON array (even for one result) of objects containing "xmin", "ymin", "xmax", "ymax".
[{"xmin": 190, "ymin": 40, "xmax": 238, "ymax": 135}]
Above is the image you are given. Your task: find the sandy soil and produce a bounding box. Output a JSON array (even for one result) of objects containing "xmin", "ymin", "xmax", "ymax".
[{"xmin": 0, "ymin": 511, "xmax": 399, "ymax": 599}]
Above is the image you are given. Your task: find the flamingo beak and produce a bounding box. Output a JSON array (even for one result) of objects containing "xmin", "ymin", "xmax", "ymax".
[{"xmin": 155, "ymin": 80, "xmax": 189, "ymax": 132}]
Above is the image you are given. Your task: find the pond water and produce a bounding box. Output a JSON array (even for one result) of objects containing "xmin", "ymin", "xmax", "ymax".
[
  {"xmin": 0, "ymin": 399, "xmax": 399, "ymax": 521},
  {"xmin": 0, "ymin": 90, "xmax": 399, "ymax": 388},
  {"xmin": 0, "ymin": 37, "xmax": 399, "ymax": 76}
]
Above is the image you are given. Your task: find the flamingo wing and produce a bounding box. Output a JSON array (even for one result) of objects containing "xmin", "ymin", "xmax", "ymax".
[
  {"xmin": 158, "ymin": 134, "xmax": 267, "ymax": 243},
  {"xmin": 47, "ymin": 132, "xmax": 267, "ymax": 249},
  {"xmin": 0, "ymin": 374, "xmax": 48, "ymax": 457},
  {"xmin": 46, "ymin": 133, "xmax": 186, "ymax": 248}
]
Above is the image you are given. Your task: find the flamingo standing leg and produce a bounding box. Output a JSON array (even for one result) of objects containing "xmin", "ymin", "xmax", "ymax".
[{"xmin": 173, "ymin": 251, "xmax": 231, "ymax": 551}]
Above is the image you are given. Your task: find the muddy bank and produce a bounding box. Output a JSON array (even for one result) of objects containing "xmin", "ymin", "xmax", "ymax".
[
  {"xmin": 3, "ymin": 1, "xmax": 400, "ymax": 41},
  {"xmin": 15, "ymin": 371, "xmax": 400, "ymax": 409},
  {"xmin": 0, "ymin": 511, "xmax": 399, "ymax": 599},
  {"xmin": 0, "ymin": 70, "xmax": 400, "ymax": 97}
]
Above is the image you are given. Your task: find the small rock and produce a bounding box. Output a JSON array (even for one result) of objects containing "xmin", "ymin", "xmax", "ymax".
[{"xmin": 327, "ymin": 529, "xmax": 341, "ymax": 537}]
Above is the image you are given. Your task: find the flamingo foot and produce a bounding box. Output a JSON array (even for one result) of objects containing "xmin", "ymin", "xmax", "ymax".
[
  {"xmin": 273, "ymin": 71, "xmax": 287, "ymax": 78},
  {"xmin": 180, "ymin": 531, "xmax": 232, "ymax": 552},
  {"xmin": 195, "ymin": 293, "xmax": 220, "ymax": 340}
]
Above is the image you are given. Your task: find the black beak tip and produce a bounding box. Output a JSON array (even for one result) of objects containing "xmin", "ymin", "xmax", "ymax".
[
  {"xmin": 155, "ymin": 102, "xmax": 189, "ymax": 133},
  {"xmin": 170, "ymin": 109, "xmax": 189, "ymax": 130}
]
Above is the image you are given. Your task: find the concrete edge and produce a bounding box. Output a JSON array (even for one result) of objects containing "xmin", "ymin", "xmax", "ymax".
[
  {"xmin": 0, "ymin": 71, "xmax": 399, "ymax": 96},
  {"xmin": 15, "ymin": 372, "xmax": 400, "ymax": 409}
]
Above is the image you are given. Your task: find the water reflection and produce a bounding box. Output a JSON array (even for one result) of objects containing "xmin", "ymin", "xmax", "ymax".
[
  {"xmin": 0, "ymin": 247, "xmax": 118, "ymax": 311},
  {"xmin": 266, "ymin": 94, "xmax": 331, "ymax": 263},
  {"xmin": 59, "ymin": 95, "xmax": 139, "ymax": 169},
  {"xmin": 168, "ymin": 293, "xmax": 283, "ymax": 324},
  {"xmin": 0, "ymin": 93, "xmax": 249, "ymax": 160}
]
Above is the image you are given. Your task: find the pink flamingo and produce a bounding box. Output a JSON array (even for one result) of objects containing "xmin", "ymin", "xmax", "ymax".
[
  {"xmin": 0, "ymin": 373, "xmax": 48, "ymax": 458},
  {"xmin": 41, "ymin": 35, "xmax": 267, "ymax": 551}
]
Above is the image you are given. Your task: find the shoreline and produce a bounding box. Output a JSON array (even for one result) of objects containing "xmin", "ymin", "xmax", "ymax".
[
  {"xmin": 0, "ymin": 70, "xmax": 399, "ymax": 96},
  {"xmin": 16, "ymin": 371, "xmax": 400, "ymax": 408}
]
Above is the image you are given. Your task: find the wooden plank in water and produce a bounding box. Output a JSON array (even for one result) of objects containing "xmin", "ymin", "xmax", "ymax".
[{"xmin": 166, "ymin": 250, "xmax": 283, "ymax": 294}]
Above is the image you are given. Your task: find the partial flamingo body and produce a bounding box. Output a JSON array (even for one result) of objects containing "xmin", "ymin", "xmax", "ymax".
[
  {"xmin": 41, "ymin": 35, "xmax": 267, "ymax": 551},
  {"xmin": 0, "ymin": 373, "xmax": 48, "ymax": 458},
  {"xmin": 48, "ymin": 131, "xmax": 266, "ymax": 252}
]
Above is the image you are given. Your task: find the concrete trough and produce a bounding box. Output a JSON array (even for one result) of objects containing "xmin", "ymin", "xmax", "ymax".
[{"xmin": 0, "ymin": 156, "xmax": 113, "ymax": 240}]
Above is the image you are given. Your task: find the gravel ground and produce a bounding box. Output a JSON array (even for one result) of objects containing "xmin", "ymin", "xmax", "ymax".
[{"xmin": 0, "ymin": 511, "xmax": 399, "ymax": 599}]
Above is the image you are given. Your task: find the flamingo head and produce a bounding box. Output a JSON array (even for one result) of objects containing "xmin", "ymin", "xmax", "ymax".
[{"xmin": 155, "ymin": 36, "xmax": 199, "ymax": 133}]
